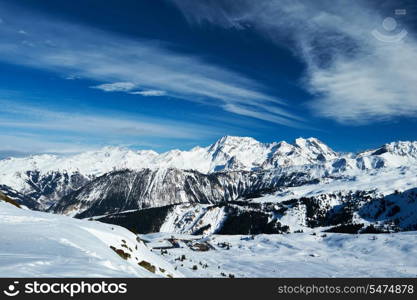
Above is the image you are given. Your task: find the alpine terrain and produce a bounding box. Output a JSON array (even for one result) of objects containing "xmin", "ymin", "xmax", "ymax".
[{"xmin": 1, "ymin": 136, "xmax": 417, "ymax": 277}]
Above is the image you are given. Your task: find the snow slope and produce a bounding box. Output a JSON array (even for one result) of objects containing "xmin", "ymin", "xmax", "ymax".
[
  {"xmin": 252, "ymin": 165, "xmax": 417, "ymax": 203},
  {"xmin": 2, "ymin": 197, "xmax": 416, "ymax": 278},
  {"xmin": 144, "ymin": 232, "xmax": 417, "ymax": 277},
  {"xmin": 0, "ymin": 201, "xmax": 182, "ymax": 278}
]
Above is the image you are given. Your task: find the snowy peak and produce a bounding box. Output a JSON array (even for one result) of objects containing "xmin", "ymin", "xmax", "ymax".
[
  {"xmin": 206, "ymin": 136, "xmax": 339, "ymax": 171},
  {"xmin": 207, "ymin": 136, "xmax": 273, "ymax": 171},
  {"xmin": 209, "ymin": 135, "xmax": 262, "ymax": 150},
  {"xmin": 208, "ymin": 136, "xmax": 267, "ymax": 163},
  {"xmin": 294, "ymin": 137, "xmax": 337, "ymax": 159},
  {"xmin": 0, "ymin": 136, "xmax": 337, "ymax": 189},
  {"xmin": 355, "ymin": 141, "xmax": 417, "ymax": 169},
  {"xmin": 263, "ymin": 137, "xmax": 338, "ymax": 168},
  {"xmin": 0, "ymin": 146, "xmax": 160, "ymax": 177},
  {"xmin": 3, "ymin": 137, "xmax": 417, "ymax": 177},
  {"xmin": 2, "ymin": 136, "xmax": 417, "ymax": 205},
  {"xmin": 372, "ymin": 141, "xmax": 417, "ymax": 158}
]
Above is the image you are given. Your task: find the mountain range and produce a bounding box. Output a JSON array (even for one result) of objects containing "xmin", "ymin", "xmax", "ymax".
[{"xmin": 1, "ymin": 136, "xmax": 417, "ymax": 234}]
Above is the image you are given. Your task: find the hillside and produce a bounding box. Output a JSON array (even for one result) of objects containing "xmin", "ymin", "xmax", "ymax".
[{"xmin": 0, "ymin": 201, "xmax": 181, "ymax": 277}]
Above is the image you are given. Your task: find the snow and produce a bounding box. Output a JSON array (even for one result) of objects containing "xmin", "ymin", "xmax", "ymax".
[
  {"xmin": 2, "ymin": 136, "xmax": 417, "ymax": 208},
  {"xmin": 2, "ymin": 197, "xmax": 417, "ymax": 278},
  {"xmin": 3, "ymin": 196, "xmax": 416, "ymax": 277},
  {"xmin": 1, "ymin": 136, "xmax": 417, "ymax": 277},
  {"xmin": 252, "ymin": 165, "xmax": 417, "ymax": 203},
  {"xmin": 160, "ymin": 204, "xmax": 227, "ymax": 235},
  {"xmin": 0, "ymin": 136, "xmax": 278, "ymax": 179},
  {"xmin": 1, "ymin": 137, "xmax": 416, "ymax": 184},
  {"xmin": 0, "ymin": 202, "xmax": 182, "ymax": 278},
  {"xmin": 144, "ymin": 232, "xmax": 417, "ymax": 277},
  {"xmin": 0, "ymin": 136, "xmax": 340, "ymax": 194}
]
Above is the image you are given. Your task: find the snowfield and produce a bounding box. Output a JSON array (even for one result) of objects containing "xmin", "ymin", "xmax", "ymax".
[
  {"xmin": 0, "ymin": 202, "xmax": 182, "ymax": 278},
  {"xmin": 1, "ymin": 200, "xmax": 417, "ymax": 278},
  {"xmin": 143, "ymin": 232, "xmax": 417, "ymax": 278},
  {"xmin": 252, "ymin": 165, "xmax": 417, "ymax": 204}
]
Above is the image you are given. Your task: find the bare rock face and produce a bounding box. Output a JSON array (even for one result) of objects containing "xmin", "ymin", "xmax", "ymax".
[
  {"xmin": 0, "ymin": 184, "xmax": 38, "ymax": 209},
  {"xmin": 23, "ymin": 170, "xmax": 90, "ymax": 209},
  {"xmin": 49, "ymin": 167, "xmax": 320, "ymax": 217}
]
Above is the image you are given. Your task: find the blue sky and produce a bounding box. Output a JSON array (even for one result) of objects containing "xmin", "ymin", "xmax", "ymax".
[{"xmin": 0, "ymin": 0, "xmax": 416, "ymax": 157}]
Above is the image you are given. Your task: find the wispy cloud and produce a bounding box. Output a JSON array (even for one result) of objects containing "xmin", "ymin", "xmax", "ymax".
[
  {"xmin": 129, "ymin": 90, "xmax": 166, "ymax": 97},
  {"xmin": 0, "ymin": 99, "xmax": 219, "ymax": 154},
  {"xmin": 0, "ymin": 133, "xmax": 98, "ymax": 156},
  {"xmin": 170, "ymin": 0, "xmax": 417, "ymax": 124},
  {"xmin": 92, "ymin": 82, "xmax": 136, "ymax": 92},
  {"xmin": 92, "ymin": 82, "xmax": 166, "ymax": 97},
  {"xmin": 0, "ymin": 2, "xmax": 304, "ymax": 128},
  {"xmin": 223, "ymin": 103, "xmax": 305, "ymax": 128}
]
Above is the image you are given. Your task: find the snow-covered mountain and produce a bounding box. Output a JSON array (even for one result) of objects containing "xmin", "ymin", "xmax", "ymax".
[
  {"xmin": 48, "ymin": 167, "xmax": 321, "ymax": 217},
  {"xmin": 355, "ymin": 141, "xmax": 417, "ymax": 169},
  {"xmin": 1, "ymin": 136, "xmax": 417, "ymax": 222},
  {"xmin": 41, "ymin": 141, "xmax": 417, "ymax": 235},
  {"xmin": 86, "ymin": 165, "xmax": 417, "ymax": 235},
  {"xmin": 262, "ymin": 137, "xmax": 337, "ymax": 168},
  {"xmin": 0, "ymin": 184, "xmax": 39, "ymax": 209},
  {"xmin": 2, "ymin": 137, "xmax": 417, "ymax": 278},
  {"xmin": 0, "ymin": 136, "xmax": 337, "ymax": 177},
  {"xmin": 1, "ymin": 136, "xmax": 339, "ymax": 205}
]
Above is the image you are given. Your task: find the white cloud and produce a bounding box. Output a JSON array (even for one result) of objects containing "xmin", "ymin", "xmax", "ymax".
[
  {"xmin": 64, "ymin": 74, "xmax": 80, "ymax": 80},
  {"xmin": 170, "ymin": 0, "xmax": 417, "ymax": 124},
  {"xmin": 92, "ymin": 82, "xmax": 136, "ymax": 92},
  {"xmin": 0, "ymin": 2, "xmax": 304, "ymax": 128},
  {"xmin": 92, "ymin": 82, "xmax": 167, "ymax": 96},
  {"xmin": 307, "ymin": 42, "xmax": 417, "ymax": 123},
  {"xmin": 129, "ymin": 90, "xmax": 166, "ymax": 97}
]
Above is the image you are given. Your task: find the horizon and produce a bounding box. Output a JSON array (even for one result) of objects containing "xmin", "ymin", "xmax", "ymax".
[{"xmin": 1, "ymin": 0, "xmax": 416, "ymax": 157}]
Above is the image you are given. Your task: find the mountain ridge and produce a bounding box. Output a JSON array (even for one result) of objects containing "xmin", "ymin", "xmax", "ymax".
[
  {"xmin": 1, "ymin": 136, "xmax": 417, "ymax": 209},
  {"xmin": 4, "ymin": 136, "xmax": 417, "ymax": 176}
]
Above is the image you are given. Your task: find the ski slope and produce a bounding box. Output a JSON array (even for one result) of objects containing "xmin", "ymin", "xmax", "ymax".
[
  {"xmin": 144, "ymin": 232, "xmax": 417, "ymax": 277},
  {"xmin": 1, "ymin": 199, "xmax": 416, "ymax": 278},
  {"xmin": 0, "ymin": 202, "xmax": 182, "ymax": 278}
]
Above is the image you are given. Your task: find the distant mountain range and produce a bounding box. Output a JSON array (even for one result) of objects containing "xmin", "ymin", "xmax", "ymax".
[{"xmin": 1, "ymin": 136, "xmax": 417, "ymax": 234}]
